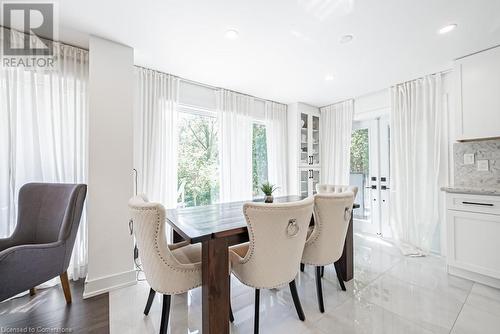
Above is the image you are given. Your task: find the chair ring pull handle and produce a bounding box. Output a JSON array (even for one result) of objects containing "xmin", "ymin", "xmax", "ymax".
[
  {"xmin": 344, "ymin": 207, "xmax": 352, "ymax": 221},
  {"xmin": 287, "ymin": 218, "xmax": 300, "ymax": 237}
]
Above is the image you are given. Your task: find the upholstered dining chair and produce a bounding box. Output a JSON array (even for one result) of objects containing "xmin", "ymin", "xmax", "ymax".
[
  {"xmin": 301, "ymin": 184, "xmax": 358, "ymax": 276},
  {"xmin": 128, "ymin": 195, "xmax": 204, "ymax": 334},
  {"xmin": 301, "ymin": 191, "xmax": 355, "ymax": 313},
  {"xmin": 316, "ymin": 184, "xmax": 358, "ymax": 197},
  {"xmin": 0, "ymin": 183, "xmax": 87, "ymax": 303},
  {"xmin": 229, "ymin": 197, "xmax": 314, "ymax": 334}
]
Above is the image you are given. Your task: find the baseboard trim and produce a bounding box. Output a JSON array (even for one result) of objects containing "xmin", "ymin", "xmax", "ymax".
[
  {"xmin": 448, "ymin": 265, "xmax": 500, "ymax": 289},
  {"xmin": 83, "ymin": 270, "xmax": 137, "ymax": 299}
]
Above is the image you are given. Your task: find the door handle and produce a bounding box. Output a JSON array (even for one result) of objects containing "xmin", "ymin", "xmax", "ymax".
[
  {"xmin": 462, "ymin": 201, "xmax": 494, "ymax": 207},
  {"xmin": 381, "ymin": 185, "xmax": 390, "ymax": 190}
]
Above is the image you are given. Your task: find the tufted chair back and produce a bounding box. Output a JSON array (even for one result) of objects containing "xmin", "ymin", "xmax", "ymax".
[
  {"xmin": 232, "ymin": 197, "xmax": 314, "ymax": 289},
  {"xmin": 316, "ymin": 184, "xmax": 358, "ymax": 198},
  {"xmin": 128, "ymin": 195, "xmax": 201, "ymax": 295},
  {"xmin": 302, "ymin": 192, "xmax": 355, "ymax": 266}
]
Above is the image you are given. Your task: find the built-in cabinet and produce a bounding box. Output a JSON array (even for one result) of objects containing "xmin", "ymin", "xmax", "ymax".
[
  {"xmin": 445, "ymin": 192, "xmax": 500, "ymax": 288},
  {"xmin": 455, "ymin": 46, "xmax": 500, "ymax": 141},
  {"xmin": 288, "ymin": 102, "xmax": 321, "ymax": 197}
]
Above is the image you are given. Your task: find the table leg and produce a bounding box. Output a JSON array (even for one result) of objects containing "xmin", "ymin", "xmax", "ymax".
[
  {"xmin": 336, "ymin": 214, "xmax": 353, "ymax": 281},
  {"xmin": 202, "ymin": 237, "xmax": 230, "ymax": 334}
]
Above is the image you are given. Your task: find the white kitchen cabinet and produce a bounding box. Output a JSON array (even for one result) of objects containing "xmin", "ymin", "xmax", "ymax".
[
  {"xmin": 298, "ymin": 168, "xmax": 320, "ymax": 197},
  {"xmin": 288, "ymin": 102, "xmax": 321, "ymax": 196},
  {"xmin": 445, "ymin": 192, "xmax": 500, "ymax": 288},
  {"xmin": 455, "ymin": 46, "xmax": 500, "ymax": 140}
]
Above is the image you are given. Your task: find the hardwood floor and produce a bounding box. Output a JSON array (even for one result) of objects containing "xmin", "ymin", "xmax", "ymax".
[{"xmin": 0, "ymin": 279, "xmax": 109, "ymax": 333}]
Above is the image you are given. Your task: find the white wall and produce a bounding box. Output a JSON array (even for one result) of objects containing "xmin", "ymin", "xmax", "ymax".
[
  {"xmin": 354, "ymin": 89, "xmax": 390, "ymax": 120},
  {"xmin": 84, "ymin": 36, "xmax": 136, "ymax": 298}
]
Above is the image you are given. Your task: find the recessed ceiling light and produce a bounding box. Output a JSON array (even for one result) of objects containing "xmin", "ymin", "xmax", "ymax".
[
  {"xmin": 325, "ymin": 74, "xmax": 334, "ymax": 81},
  {"xmin": 339, "ymin": 34, "xmax": 354, "ymax": 44},
  {"xmin": 438, "ymin": 24, "xmax": 457, "ymax": 34},
  {"xmin": 225, "ymin": 29, "xmax": 239, "ymax": 40}
]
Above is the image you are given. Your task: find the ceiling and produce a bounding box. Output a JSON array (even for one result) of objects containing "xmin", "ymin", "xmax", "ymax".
[{"xmin": 55, "ymin": 0, "xmax": 500, "ymax": 105}]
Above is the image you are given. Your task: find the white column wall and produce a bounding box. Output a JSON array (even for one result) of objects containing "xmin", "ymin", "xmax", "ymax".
[{"xmin": 84, "ymin": 36, "xmax": 136, "ymax": 298}]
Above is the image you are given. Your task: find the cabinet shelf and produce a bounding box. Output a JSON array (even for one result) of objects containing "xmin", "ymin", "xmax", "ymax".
[{"xmin": 288, "ymin": 104, "xmax": 321, "ymax": 197}]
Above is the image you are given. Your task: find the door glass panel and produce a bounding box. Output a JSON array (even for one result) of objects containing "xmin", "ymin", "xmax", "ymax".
[
  {"xmin": 300, "ymin": 170, "xmax": 309, "ymax": 197},
  {"xmin": 312, "ymin": 170, "xmax": 320, "ymax": 195},
  {"xmin": 349, "ymin": 127, "xmax": 370, "ymax": 220},
  {"xmin": 312, "ymin": 115, "xmax": 320, "ymax": 165},
  {"xmin": 300, "ymin": 113, "xmax": 308, "ymax": 164}
]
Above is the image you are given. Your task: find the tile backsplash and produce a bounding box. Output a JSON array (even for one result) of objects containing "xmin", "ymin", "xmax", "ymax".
[{"xmin": 454, "ymin": 139, "xmax": 500, "ymax": 190}]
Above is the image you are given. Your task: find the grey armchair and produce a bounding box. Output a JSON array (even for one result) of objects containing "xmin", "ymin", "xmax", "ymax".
[{"xmin": 0, "ymin": 183, "xmax": 87, "ymax": 303}]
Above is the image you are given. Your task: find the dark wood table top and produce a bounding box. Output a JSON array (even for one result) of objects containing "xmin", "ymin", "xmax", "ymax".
[{"xmin": 166, "ymin": 195, "xmax": 360, "ymax": 243}]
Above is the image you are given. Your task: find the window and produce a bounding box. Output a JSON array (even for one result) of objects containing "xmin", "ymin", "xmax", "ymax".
[
  {"xmin": 350, "ymin": 127, "xmax": 369, "ymax": 219},
  {"xmin": 177, "ymin": 110, "xmax": 269, "ymax": 206},
  {"xmin": 177, "ymin": 110, "xmax": 219, "ymax": 207},
  {"xmin": 252, "ymin": 123, "xmax": 268, "ymax": 197}
]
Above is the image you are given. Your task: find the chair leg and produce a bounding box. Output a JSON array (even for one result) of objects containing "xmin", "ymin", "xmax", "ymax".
[
  {"xmin": 229, "ymin": 303, "xmax": 235, "ymax": 323},
  {"xmin": 254, "ymin": 289, "xmax": 260, "ymax": 334},
  {"xmin": 289, "ymin": 280, "xmax": 305, "ymax": 321},
  {"xmin": 300, "ymin": 263, "xmax": 305, "ymax": 272},
  {"xmin": 320, "ymin": 266, "xmax": 324, "ymax": 278},
  {"xmin": 60, "ymin": 271, "xmax": 72, "ymax": 304},
  {"xmin": 144, "ymin": 288, "xmax": 156, "ymax": 315},
  {"xmin": 29, "ymin": 288, "xmax": 36, "ymax": 296},
  {"xmin": 229, "ymin": 274, "xmax": 234, "ymax": 323},
  {"xmin": 334, "ymin": 262, "xmax": 347, "ymax": 291},
  {"xmin": 159, "ymin": 294, "xmax": 171, "ymax": 334},
  {"xmin": 315, "ymin": 266, "xmax": 325, "ymax": 313}
]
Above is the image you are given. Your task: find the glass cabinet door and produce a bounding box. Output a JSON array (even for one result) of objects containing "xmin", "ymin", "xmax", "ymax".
[
  {"xmin": 312, "ymin": 170, "xmax": 320, "ymax": 195},
  {"xmin": 300, "ymin": 170, "xmax": 309, "ymax": 197},
  {"xmin": 312, "ymin": 115, "xmax": 320, "ymax": 165},
  {"xmin": 300, "ymin": 113, "xmax": 309, "ymax": 165}
]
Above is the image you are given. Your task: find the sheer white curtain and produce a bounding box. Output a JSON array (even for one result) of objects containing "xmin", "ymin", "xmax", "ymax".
[
  {"xmin": 135, "ymin": 67, "xmax": 179, "ymax": 209},
  {"xmin": 265, "ymin": 101, "xmax": 288, "ymax": 196},
  {"xmin": 217, "ymin": 89, "xmax": 254, "ymax": 202},
  {"xmin": 390, "ymin": 74, "xmax": 444, "ymax": 255},
  {"xmin": 320, "ymin": 100, "xmax": 354, "ymax": 185},
  {"xmin": 0, "ymin": 28, "xmax": 89, "ymax": 280}
]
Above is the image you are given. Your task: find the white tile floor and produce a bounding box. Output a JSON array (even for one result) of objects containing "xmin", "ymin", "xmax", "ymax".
[{"xmin": 109, "ymin": 232, "xmax": 500, "ymax": 333}]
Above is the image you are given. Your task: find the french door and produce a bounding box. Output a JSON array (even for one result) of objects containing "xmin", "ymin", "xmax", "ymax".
[{"xmin": 349, "ymin": 117, "xmax": 390, "ymax": 236}]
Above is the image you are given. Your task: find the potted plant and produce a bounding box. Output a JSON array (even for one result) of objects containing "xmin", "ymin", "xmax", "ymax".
[{"xmin": 260, "ymin": 182, "xmax": 279, "ymax": 203}]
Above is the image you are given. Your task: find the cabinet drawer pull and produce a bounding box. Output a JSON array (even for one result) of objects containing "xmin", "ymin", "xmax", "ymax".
[{"xmin": 462, "ymin": 201, "xmax": 494, "ymax": 207}]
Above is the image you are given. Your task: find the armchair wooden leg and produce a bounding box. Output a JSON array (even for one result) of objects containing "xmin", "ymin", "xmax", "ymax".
[
  {"xmin": 289, "ymin": 279, "xmax": 305, "ymax": 321},
  {"xmin": 60, "ymin": 271, "xmax": 72, "ymax": 304},
  {"xmin": 334, "ymin": 262, "xmax": 347, "ymax": 291},
  {"xmin": 254, "ymin": 289, "xmax": 260, "ymax": 334},
  {"xmin": 315, "ymin": 266, "xmax": 325, "ymax": 313},
  {"xmin": 29, "ymin": 288, "xmax": 36, "ymax": 296},
  {"xmin": 144, "ymin": 288, "xmax": 156, "ymax": 315},
  {"xmin": 159, "ymin": 294, "xmax": 171, "ymax": 334}
]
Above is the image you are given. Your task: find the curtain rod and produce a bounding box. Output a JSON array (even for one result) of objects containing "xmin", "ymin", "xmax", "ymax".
[
  {"xmin": 455, "ymin": 44, "xmax": 500, "ymax": 60},
  {"xmin": 321, "ymin": 67, "xmax": 454, "ymax": 109},
  {"xmin": 0, "ymin": 25, "xmax": 88, "ymax": 52},
  {"xmin": 134, "ymin": 65, "xmax": 286, "ymax": 106},
  {"xmin": 319, "ymin": 97, "xmax": 354, "ymax": 110},
  {"xmin": 390, "ymin": 68, "xmax": 453, "ymax": 88}
]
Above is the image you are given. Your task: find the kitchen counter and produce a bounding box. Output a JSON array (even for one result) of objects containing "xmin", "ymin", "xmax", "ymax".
[{"xmin": 441, "ymin": 186, "xmax": 500, "ymax": 196}]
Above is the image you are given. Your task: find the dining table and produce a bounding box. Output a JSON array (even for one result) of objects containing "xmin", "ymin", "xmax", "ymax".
[{"xmin": 166, "ymin": 195, "xmax": 359, "ymax": 334}]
